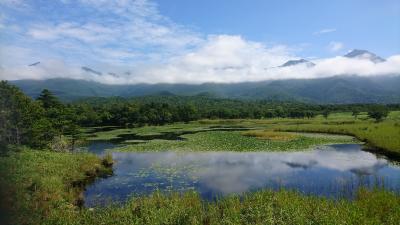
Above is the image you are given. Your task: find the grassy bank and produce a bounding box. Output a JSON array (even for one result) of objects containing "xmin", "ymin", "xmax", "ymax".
[
  {"xmin": 276, "ymin": 122, "xmax": 400, "ymax": 154},
  {"xmin": 50, "ymin": 189, "xmax": 400, "ymax": 225},
  {"xmin": 0, "ymin": 148, "xmax": 113, "ymax": 225}
]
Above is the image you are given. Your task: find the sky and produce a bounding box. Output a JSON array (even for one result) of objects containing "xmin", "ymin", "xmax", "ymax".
[{"xmin": 0, "ymin": 0, "xmax": 399, "ymax": 84}]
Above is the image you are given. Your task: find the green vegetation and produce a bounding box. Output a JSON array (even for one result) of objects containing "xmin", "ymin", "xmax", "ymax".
[
  {"xmin": 242, "ymin": 130, "xmax": 300, "ymax": 141},
  {"xmin": 2, "ymin": 80, "xmax": 399, "ymax": 154},
  {"xmin": 81, "ymin": 111, "xmax": 399, "ymax": 154},
  {"xmin": 2, "ymin": 81, "xmax": 400, "ymax": 224},
  {"xmin": 1, "ymin": 149, "xmax": 399, "ymax": 224},
  {"xmin": 74, "ymin": 189, "xmax": 400, "ymax": 225},
  {"xmin": 189, "ymin": 112, "xmax": 400, "ymax": 155},
  {"xmin": 272, "ymin": 112, "xmax": 400, "ymax": 155},
  {"xmin": 367, "ymin": 105, "xmax": 389, "ymax": 122},
  {"xmin": 11, "ymin": 76, "xmax": 400, "ymax": 104},
  {"xmin": 71, "ymin": 94, "xmax": 400, "ymax": 128},
  {"xmin": 114, "ymin": 130, "xmax": 356, "ymax": 152},
  {"xmin": 0, "ymin": 148, "xmax": 112, "ymax": 225},
  {"xmin": 0, "ymin": 81, "xmax": 81, "ymax": 152}
]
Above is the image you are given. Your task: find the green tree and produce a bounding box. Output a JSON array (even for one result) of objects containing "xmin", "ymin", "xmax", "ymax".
[
  {"xmin": 177, "ymin": 104, "xmax": 198, "ymax": 123},
  {"xmin": 64, "ymin": 123, "xmax": 81, "ymax": 151},
  {"xmin": 368, "ymin": 107, "xmax": 389, "ymax": 122},
  {"xmin": 352, "ymin": 108, "xmax": 360, "ymax": 119},
  {"xmin": 30, "ymin": 118, "xmax": 57, "ymax": 148},
  {"xmin": 37, "ymin": 89, "xmax": 61, "ymax": 109},
  {"xmin": 322, "ymin": 110, "xmax": 330, "ymax": 119},
  {"xmin": 0, "ymin": 81, "xmax": 43, "ymax": 151}
]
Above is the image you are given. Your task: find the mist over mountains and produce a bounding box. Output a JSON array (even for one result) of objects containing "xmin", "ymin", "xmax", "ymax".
[
  {"xmin": 10, "ymin": 75, "xmax": 400, "ymax": 104},
  {"xmin": 5, "ymin": 49, "xmax": 400, "ymax": 104},
  {"xmin": 3, "ymin": 47, "xmax": 400, "ymax": 84}
]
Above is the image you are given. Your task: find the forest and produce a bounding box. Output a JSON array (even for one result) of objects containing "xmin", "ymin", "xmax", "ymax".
[{"xmin": 1, "ymin": 80, "xmax": 397, "ymax": 152}]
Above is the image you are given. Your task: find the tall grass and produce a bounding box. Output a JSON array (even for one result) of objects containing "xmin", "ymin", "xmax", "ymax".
[
  {"xmin": 273, "ymin": 113, "xmax": 400, "ymax": 155},
  {"xmin": 27, "ymin": 189, "xmax": 400, "ymax": 225},
  {"xmin": 197, "ymin": 111, "xmax": 400, "ymax": 154},
  {"xmin": 0, "ymin": 148, "xmax": 112, "ymax": 225}
]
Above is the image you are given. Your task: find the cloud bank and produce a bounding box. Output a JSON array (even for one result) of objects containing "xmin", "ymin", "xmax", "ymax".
[{"xmin": 0, "ymin": 0, "xmax": 399, "ymax": 84}]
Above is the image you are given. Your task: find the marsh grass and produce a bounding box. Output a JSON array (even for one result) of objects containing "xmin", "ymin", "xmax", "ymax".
[
  {"xmin": 13, "ymin": 187, "xmax": 400, "ymax": 225},
  {"xmin": 195, "ymin": 111, "xmax": 400, "ymax": 154},
  {"xmin": 272, "ymin": 112, "xmax": 400, "ymax": 155},
  {"xmin": 0, "ymin": 148, "xmax": 112, "ymax": 225},
  {"xmin": 82, "ymin": 119, "xmax": 359, "ymax": 152},
  {"xmin": 114, "ymin": 130, "xmax": 356, "ymax": 152}
]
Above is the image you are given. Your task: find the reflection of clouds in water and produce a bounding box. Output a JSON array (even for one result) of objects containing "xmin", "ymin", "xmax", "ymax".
[{"xmin": 111, "ymin": 144, "xmax": 392, "ymax": 195}]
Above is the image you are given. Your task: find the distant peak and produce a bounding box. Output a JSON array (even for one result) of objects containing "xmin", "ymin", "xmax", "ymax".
[
  {"xmin": 81, "ymin": 66, "xmax": 102, "ymax": 76},
  {"xmin": 344, "ymin": 49, "xmax": 386, "ymax": 63},
  {"xmin": 279, "ymin": 59, "xmax": 315, "ymax": 68},
  {"xmin": 28, "ymin": 62, "xmax": 40, "ymax": 66}
]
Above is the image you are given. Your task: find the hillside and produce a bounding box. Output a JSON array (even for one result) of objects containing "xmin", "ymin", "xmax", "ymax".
[{"xmin": 9, "ymin": 75, "xmax": 400, "ymax": 104}]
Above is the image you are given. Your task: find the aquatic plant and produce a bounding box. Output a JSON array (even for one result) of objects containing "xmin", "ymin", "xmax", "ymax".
[
  {"xmin": 242, "ymin": 130, "xmax": 299, "ymax": 141},
  {"xmin": 114, "ymin": 130, "xmax": 357, "ymax": 152}
]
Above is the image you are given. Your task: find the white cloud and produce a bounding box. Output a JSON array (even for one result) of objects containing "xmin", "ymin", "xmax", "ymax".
[
  {"xmin": 20, "ymin": 0, "xmax": 202, "ymax": 66},
  {"xmin": 28, "ymin": 23, "xmax": 114, "ymax": 43},
  {"xmin": 328, "ymin": 41, "xmax": 344, "ymax": 52},
  {"xmin": 1, "ymin": 1, "xmax": 399, "ymax": 84},
  {"xmin": 313, "ymin": 28, "xmax": 337, "ymax": 35},
  {"xmin": 310, "ymin": 55, "xmax": 400, "ymax": 77},
  {"xmin": 2, "ymin": 35, "xmax": 399, "ymax": 84},
  {"xmin": 0, "ymin": 0, "xmax": 27, "ymax": 8}
]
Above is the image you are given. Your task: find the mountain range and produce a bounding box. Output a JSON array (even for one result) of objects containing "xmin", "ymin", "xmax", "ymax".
[
  {"xmin": 9, "ymin": 75, "xmax": 400, "ymax": 104},
  {"xmin": 76, "ymin": 49, "xmax": 388, "ymax": 76},
  {"xmin": 7, "ymin": 49, "xmax": 400, "ymax": 104},
  {"xmin": 279, "ymin": 49, "xmax": 386, "ymax": 68}
]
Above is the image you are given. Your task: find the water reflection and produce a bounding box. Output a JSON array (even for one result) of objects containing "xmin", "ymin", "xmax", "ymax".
[{"xmin": 84, "ymin": 144, "xmax": 400, "ymax": 207}]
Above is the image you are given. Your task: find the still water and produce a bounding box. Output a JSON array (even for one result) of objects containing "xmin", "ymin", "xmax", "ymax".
[{"xmin": 84, "ymin": 144, "xmax": 400, "ymax": 207}]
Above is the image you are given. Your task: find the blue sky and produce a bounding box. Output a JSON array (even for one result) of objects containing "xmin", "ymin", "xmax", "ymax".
[
  {"xmin": 0, "ymin": 0, "xmax": 399, "ymax": 83},
  {"xmin": 158, "ymin": 0, "xmax": 400, "ymax": 58}
]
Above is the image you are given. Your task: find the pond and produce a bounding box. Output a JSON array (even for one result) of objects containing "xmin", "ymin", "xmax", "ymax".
[{"xmin": 84, "ymin": 143, "xmax": 400, "ymax": 207}]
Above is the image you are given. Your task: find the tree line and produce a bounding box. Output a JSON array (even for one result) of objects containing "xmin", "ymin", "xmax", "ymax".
[{"xmin": 0, "ymin": 81, "xmax": 396, "ymax": 152}]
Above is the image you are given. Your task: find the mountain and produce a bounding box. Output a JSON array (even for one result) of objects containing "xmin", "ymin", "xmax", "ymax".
[
  {"xmin": 9, "ymin": 75, "xmax": 400, "ymax": 104},
  {"xmin": 28, "ymin": 62, "xmax": 40, "ymax": 66},
  {"xmin": 9, "ymin": 78, "xmax": 123, "ymax": 100},
  {"xmin": 279, "ymin": 59, "xmax": 315, "ymax": 67},
  {"xmin": 81, "ymin": 66, "xmax": 102, "ymax": 75},
  {"xmin": 344, "ymin": 49, "xmax": 386, "ymax": 63},
  {"xmin": 278, "ymin": 50, "xmax": 385, "ymax": 68}
]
